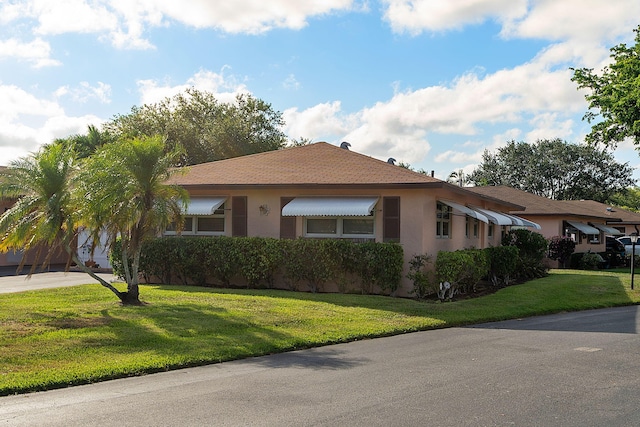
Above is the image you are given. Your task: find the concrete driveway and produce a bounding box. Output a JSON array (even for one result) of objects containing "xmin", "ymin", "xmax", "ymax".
[
  {"xmin": 1, "ymin": 305, "xmax": 639, "ymax": 426},
  {"xmin": 0, "ymin": 270, "xmax": 118, "ymax": 294}
]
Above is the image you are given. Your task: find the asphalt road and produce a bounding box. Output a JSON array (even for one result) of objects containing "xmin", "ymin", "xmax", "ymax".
[{"xmin": 1, "ymin": 305, "xmax": 639, "ymax": 426}]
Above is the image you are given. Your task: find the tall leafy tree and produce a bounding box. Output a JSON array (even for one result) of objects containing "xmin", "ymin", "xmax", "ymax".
[
  {"xmin": 78, "ymin": 135, "xmax": 188, "ymax": 304},
  {"xmin": 105, "ymin": 88, "xmax": 287, "ymax": 166},
  {"xmin": 571, "ymin": 25, "xmax": 640, "ymax": 147},
  {"xmin": 469, "ymin": 139, "xmax": 635, "ymax": 202},
  {"xmin": 56, "ymin": 125, "xmax": 116, "ymax": 159},
  {"xmin": 608, "ymin": 187, "xmax": 640, "ymax": 211},
  {"xmin": 0, "ymin": 143, "xmax": 123, "ymax": 297}
]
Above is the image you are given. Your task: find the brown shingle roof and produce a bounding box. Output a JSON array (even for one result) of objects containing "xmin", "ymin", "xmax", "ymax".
[
  {"xmin": 467, "ymin": 185, "xmax": 640, "ymax": 222},
  {"xmin": 171, "ymin": 142, "xmax": 443, "ymax": 187}
]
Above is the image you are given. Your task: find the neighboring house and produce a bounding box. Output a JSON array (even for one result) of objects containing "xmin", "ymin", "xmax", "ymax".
[
  {"xmin": 466, "ymin": 185, "xmax": 640, "ymax": 256},
  {"xmin": 169, "ymin": 142, "xmax": 539, "ymax": 295}
]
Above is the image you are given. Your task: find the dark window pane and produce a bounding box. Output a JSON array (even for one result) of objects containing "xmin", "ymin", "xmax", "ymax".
[
  {"xmin": 343, "ymin": 218, "xmax": 374, "ymax": 235},
  {"xmin": 197, "ymin": 217, "xmax": 224, "ymax": 232},
  {"xmin": 307, "ymin": 218, "xmax": 337, "ymax": 234}
]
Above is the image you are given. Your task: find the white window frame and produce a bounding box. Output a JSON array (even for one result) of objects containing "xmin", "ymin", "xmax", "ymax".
[
  {"xmin": 165, "ymin": 204, "xmax": 226, "ymax": 236},
  {"xmin": 304, "ymin": 215, "xmax": 375, "ymax": 239},
  {"xmin": 436, "ymin": 202, "xmax": 451, "ymax": 239}
]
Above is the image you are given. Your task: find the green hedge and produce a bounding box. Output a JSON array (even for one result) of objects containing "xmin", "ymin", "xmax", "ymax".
[
  {"xmin": 407, "ymin": 246, "xmax": 521, "ymax": 301},
  {"xmin": 112, "ymin": 237, "xmax": 404, "ymax": 295}
]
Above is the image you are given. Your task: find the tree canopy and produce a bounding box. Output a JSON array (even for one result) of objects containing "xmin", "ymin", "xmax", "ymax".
[
  {"xmin": 468, "ymin": 139, "xmax": 635, "ymax": 202},
  {"xmin": 77, "ymin": 136, "xmax": 189, "ymax": 304},
  {"xmin": 571, "ymin": 25, "xmax": 640, "ymax": 147},
  {"xmin": 104, "ymin": 88, "xmax": 288, "ymax": 166}
]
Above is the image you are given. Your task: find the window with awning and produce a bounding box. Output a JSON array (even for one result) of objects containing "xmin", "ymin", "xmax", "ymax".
[
  {"xmin": 592, "ymin": 224, "xmax": 624, "ymax": 236},
  {"xmin": 565, "ymin": 220, "xmax": 600, "ymax": 235},
  {"xmin": 439, "ymin": 200, "xmax": 489, "ymax": 223},
  {"xmin": 167, "ymin": 197, "xmax": 227, "ymax": 236},
  {"xmin": 471, "ymin": 208, "xmax": 514, "ymax": 226},
  {"xmin": 184, "ymin": 197, "xmax": 227, "ymax": 215},
  {"xmin": 282, "ymin": 197, "xmax": 379, "ymax": 217},
  {"xmin": 502, "ymin": 213, "xmax": 542, "ymax": 230},
  {"xmin": 282, "ymin": 197, "xmax": 379, "ymax": 238}
]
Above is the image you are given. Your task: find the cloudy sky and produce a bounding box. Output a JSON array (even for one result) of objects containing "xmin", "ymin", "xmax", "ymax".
[{"xmin": 2, "ymin": 0, "xmax": 640, "ymax": 180}]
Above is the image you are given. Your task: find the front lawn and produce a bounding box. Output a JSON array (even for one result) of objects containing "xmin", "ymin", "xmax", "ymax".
[{"xmin": 0, "ymin": 269, "xmax": 638, "ymax": 395}]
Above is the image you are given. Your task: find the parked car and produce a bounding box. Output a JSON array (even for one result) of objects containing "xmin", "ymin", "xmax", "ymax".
[
  {"xmin": 616, "ymin": 236, "xmax": 640, "ymax": 256},
  {"xmin": 607, "ymin": 235, "xmax": 625, "ymax": 253},
  {"xmin": 605, "ymin": 236, "xmax": 627, "ymax": 267}
]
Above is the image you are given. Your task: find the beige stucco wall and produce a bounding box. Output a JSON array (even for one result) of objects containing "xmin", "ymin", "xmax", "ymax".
[{"xmin": 186, "ymin": 186, "xmax": 521, "ymax": 296}]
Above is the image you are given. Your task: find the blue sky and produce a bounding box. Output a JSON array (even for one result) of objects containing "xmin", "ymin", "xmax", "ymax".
[{"xmin": 2, "ymin": 0, "xmax": 640, "ymax": 181}]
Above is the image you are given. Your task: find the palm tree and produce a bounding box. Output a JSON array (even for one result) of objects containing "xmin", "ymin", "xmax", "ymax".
[
  {"xmin": 79, "ymin": 135, "xmax": 188, "ymax": 304},
  {"xmin": 0, "ymin": 143, "xmax": 124, "ymax": 297}
]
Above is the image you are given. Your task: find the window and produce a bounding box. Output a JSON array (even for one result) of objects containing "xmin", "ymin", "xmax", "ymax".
[
  {"xmin": 488, "ymin": 223, "xmax": 494, "ymax": 238},
  {"xmin": 436, "ymin": 203, "xmax": 450, "ymax": 238},
  {"xmin": 464, "ymin": 217, "xmax": 479, "ymax": 239},
  {"xmin": 305, "ymin": 216, "xmax": 374, "ymax": 238},
  {"xmin": 165, "ymin": 204, "xmax": 225, "ymax": 236}
]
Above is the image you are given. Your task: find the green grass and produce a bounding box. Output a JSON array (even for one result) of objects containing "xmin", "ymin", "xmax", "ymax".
[{"xmin": 1, "ymin": 268, "xmax": 638, "ymax": 396}]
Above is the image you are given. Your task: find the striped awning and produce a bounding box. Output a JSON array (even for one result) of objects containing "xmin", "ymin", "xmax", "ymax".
[
  {"xmin": 472, "ymin": 208, "xmax": 514, "ymax": 226},
  {"xmin": 593, "ymin": 224, "xmax": 624, "ymax": 236},
  {"xmin": 184, "ymin": 197, "xmax": 226, "ymax": 215},
  {"xmin": 566, "ymin": 220, "xmax": 600, "ymax": 235},
  {"xmin": 282, "ymin": 197, "xmax": 379, "ymax": 216},
  {"xmin": 439, "ymin": 200, "xmax": 489, "ymax": 223},
  {"xmin": 502, "ymin": 213, "xmax": 542, "ymax": 230}
]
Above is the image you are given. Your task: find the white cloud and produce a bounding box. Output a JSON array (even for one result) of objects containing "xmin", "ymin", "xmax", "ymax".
[
  {"xmin": 0, "ymin": 83, "xmax": 104, "ymax": 165},
  {"xmin": 501, "ymin": 0, "xmax": 640, "ymax": 44},
  {"xmin": 0, "ymin": 0, "xmax": 358, "ymax": 50},
  {"xmin": 0, "ymin": 37, "xmax": 60, "ymax": 68},
  {"xmin": 55, "ymin": 82, "xmax": 112, "ymax": 104},
  {"xmin": 282, "ymin": 74, "xmax": 301, "ymax": 91},
  {"xmin": 283, "ymin": 101, "xmax": 350, "ymax": 140},
  {"xmin": 136, "ymin": 68, "xmax": 250, "ymax": 105},
  {"xmin": 383, "ymin": 0, "xmax": 527, "ymax": 34}
]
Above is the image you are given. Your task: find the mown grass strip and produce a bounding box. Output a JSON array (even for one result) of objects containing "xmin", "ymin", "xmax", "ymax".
[{"xmin": 0, "ymin": 269, "xmax": 637, "ymax": 395}]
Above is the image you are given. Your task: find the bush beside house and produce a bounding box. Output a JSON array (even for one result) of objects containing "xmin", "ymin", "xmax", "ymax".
[{"xmin": 112, "ymin": 237, "xmax": 404, "ymax": 295}]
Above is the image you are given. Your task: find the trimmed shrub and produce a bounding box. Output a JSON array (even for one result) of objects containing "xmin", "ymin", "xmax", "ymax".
[
  {"xmin": 548, "ymin": 236, "xmax": 576, "ymax": 268},
  {"xmin": 578, "ymin": 251, "xmax": 605, "ymax": 270},
  {"xmin": 502, "ymin": 229, "xmax": 549, "ymax": 280},
  {"xmin": 406, "ymin": 253, "xmax": 435, "ymax": 300},
  {"xmin": 485, "ymin": 245, "xmax": 519, "ymax": 287},
  {"xmin": 354, "ymin": 242, "xmax": 404, "ymax": 295},
  {"xmin": 434, "ymin": 249, "xmax": 490, "ymax": 300},
  {"xmin": 112, "ymin": 236, "xmax": 404, "ymax": 295}
]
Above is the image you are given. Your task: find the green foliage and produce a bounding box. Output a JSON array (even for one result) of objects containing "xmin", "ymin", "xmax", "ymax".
[
  {"xmin": 105, "ymin": 88, "xmax": 287, "ymax": 166},
  {"xmin": 406, "ymin": 254, "xmax": 435, "ymax": 299},
  {"xmin": 468, "ymin": 139, "xmax": 634, "ymax": 202},
  {"xmin": 485, "ymin": 246, "xmax": 519, "ymax": 287},
  {"xmin": 548, "ymin": 236, "xmax": 576, "ymax": 267},
  {"xmin": 502, "ymin": 229, "xmax": 549, "ymax": 280},
  {"xmin": 434, "ymin": 249, "xmax": 490, "ymax": 299},
  {"xmin": 578, "ymin": 252, "xmax": 605, "ymax": 270},
  {"xmin": 55, "ymin": 125, "xmax": 116, "ymax": 159},
  {"xmin": 79, "ymin": 135, "xmax": 189, "ymax": 304},
  {"xmin": 571, "ymin": 25, "xmax": 640, "ymax": 147},
  {"xmin": 0, "ymin": 144, "xmax": 77, "ymax": 269},
  {"xmin": 117, "ymin": 237, "xmax": 404, "ymax": 295},
  {"xmin": 355, "ymin": 242, "xmax": 404, "ymax": 295},
  {"xmin": 608, "ymin": 187, "xmax": 640, "ymax": 211}
]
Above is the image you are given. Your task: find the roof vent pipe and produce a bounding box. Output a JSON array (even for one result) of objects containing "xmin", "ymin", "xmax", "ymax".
[
  {"xmin": 387, "ymin": 158, "xmax": 396, "ymax": 165},
  {"xmin": 431, "ymin": 170, "xmax": 434, "ymax": 177},
  {"xmin": 340, "ymin": 141, "xmax": 351, "ymax": 150}
]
